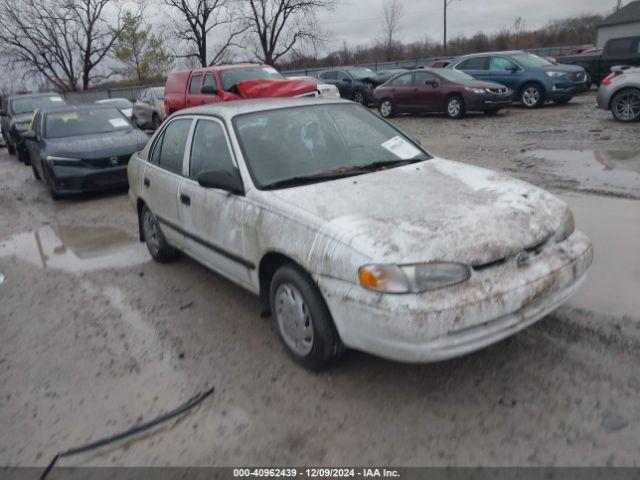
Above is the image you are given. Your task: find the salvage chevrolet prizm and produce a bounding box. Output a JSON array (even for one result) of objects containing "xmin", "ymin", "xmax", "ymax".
[{"xmin": 128, "ymin": 98, "xmax": 593, "ymax": 370}]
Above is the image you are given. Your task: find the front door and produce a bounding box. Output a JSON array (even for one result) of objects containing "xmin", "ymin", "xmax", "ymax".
[
  {"xmin": 488, "ymin": 56, "xmax": 522, "ymax": 90},
  {"xmin": 185, "ymin": 73, "xmax": 203, "ymax": 109},
  {"xmin": 177, "ymin": 117, "xmax": 252, "ymax": 287},
  {"xmin": 412, "ymin": 71, "xmax": 441, "ymax": 111},
  {"xmin": 142, "ymin": 117, "xmax": 194, "ymax": 250}
]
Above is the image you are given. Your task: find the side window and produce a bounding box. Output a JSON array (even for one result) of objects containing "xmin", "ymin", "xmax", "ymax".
[
  {"xmin": 338, "ymin": 71, "xmax": 351, "ymax": 82},
  {"xmin": 391, "ymin": 73, "xmax": 412, "ymax": 86},
  {"xmin": 320, "ymin": 71, "xmax": 337, "ymax": 80},
  {"xmin": 189, "ymin": 120, "xmax": 235, "ymax": 179},
  {"xmin": 413, "ymin": 71, "xmax": 436, "ymax": 85},
  {"xmin": 189, "ymin": 74, "xmax": 202, "ymax": 95},
  {"xmin": 155, "ymin": 118, "xmax": 192, "ymax": 174},
  {"xmin": 490, "ymin": 57, "xmax": 517, "ymax": 71},
  {"xmin": 606, "ymin": 38, "xmax": 634, "ymax": 55},
  {"xmin": 457, "ymin": 57, "xmax": 488, "ymax": 70},
  {"xmin": 203, "ymin": 73, "xmax": 217, "ymax": 90}
]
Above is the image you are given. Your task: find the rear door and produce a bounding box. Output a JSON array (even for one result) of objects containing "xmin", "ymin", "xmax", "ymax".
[
  {"xmin": 412, "ymin": 71, "xmax": 441, "ymax": 111},
  {"xmin": 387, "ymin": 72, "xmax": 414, "ymax": 109},
  {"xmin": 142, "ymin": 117, "xmax": 194, "ymax": 250},
  {"xmin": 177, "ymin": 117, "xmax": 253, "ymax": 286},
  {"xmin": 185, "ymin": 73, "xmax": 203, "ymax": 108},
  {"xmin": 488, "ymin": 56, "xmax": 523, "ymax": 90},
  {"xmin": 455, "ymin": 56, "xmax": 489, "ymax": 80}
]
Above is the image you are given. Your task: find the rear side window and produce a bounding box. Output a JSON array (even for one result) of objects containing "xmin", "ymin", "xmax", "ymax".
[
  {"xmin": 457, "ymin": 57, "xmax": 488, "ymax": 70},
  {"xmin": 490, "ymin": 57, "xmax": 517, "ymax": 70},
  {"xmin": 189, "ymin": 74, "xmax": 202, "ymax": 95},
  {"xmin": 319, "ymin": 71, "xmax": 338, "ymax": 80},
  {"xmin": 413, "ymin": 71, "xmax": 436, "ymax": 85},
  {"xmin": 189, "ymin": 120, "xmax": 235, "ymax": 179},
  {"xmin": 606, "ymin": 38, "xmax": 635, "ymax": 55},
  {"xmin": 390, "ymin": 73, "xmax": 412, "ymax": 86},
  {"xmin": 203, "ymin": 73, "xmax": 217, "ymax": 90},
  {"xmin": 152, "ymin": 118, "xmax": 192, "ymax": 174}
]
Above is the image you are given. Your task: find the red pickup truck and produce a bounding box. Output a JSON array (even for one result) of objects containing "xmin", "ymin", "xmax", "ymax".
[{"xmin": 164, "ymin": 63, "xmax": 318, "ymax": 115}]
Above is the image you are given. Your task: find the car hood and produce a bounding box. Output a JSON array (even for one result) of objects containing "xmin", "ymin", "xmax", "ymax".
[
  {"xmin": 541, "ymin": 63, "xmax": 585, "ymax": 73},
  {"xmin": 267, "ymin": 158, "xmax": 568, "ymax": 266},
  {"xmin": 46, "ymin": 129, "xmax": 148, "ymax": 159},
  {"xmin": 227, "ymin": 78, "xmax": 318, "ymax": 100}
]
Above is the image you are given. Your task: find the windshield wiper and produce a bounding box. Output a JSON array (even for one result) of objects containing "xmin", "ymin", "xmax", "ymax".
[
  {"xmin": 352, "ymin": 158, "xmax": 423, "ymax": 171},
  {"xmin": 262, "ymin": 170, "xmax": 365, "ymax": 190}
]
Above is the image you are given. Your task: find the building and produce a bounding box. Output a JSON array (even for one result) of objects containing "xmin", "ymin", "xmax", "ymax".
[{"xmin": 597, "ymin": 0, "xmax": 640, "ymax": 46}]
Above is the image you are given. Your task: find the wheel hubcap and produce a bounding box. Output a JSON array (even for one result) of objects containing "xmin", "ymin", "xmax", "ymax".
[
  {"xmin": 448, "ymin": 99, "xmax": 460, "ymax": 116},
  {"xmin": 354, "ymin": 92, "xmax": 364, "ymax": 104},
  {"xmin": 614, "ymin": 92, "xmax": 640, "ymax": 121},
  {"xmin": 522, "ymin": 87, "xmax": 540, "ymax": 107},
  {"xmin": 143, "ymin": 211, "xmax": 160, "ymax": 255},
  {"xmin": 381, "ymin": 101, "xmax": 392, "ymax": 116},
  {"xmin": 275, "ymin": 283, "xmax": 314, "ymax": 356}
]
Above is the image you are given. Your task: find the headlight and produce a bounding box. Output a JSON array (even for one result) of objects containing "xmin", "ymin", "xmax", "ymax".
[
  {"xmin": 359, "ymin": 262, "xmax": 471, "ymax": 293},
  {"xmin": 554, "ymin": 208, "xmax": 575, "ymax": 242},
  {"xmin": 46, "ymin": 156, "xmax": 82, "ymax": 165},
  {"xmin": 14, "ymin": 122, "xmax": 29, "ymax": 132},
  {"xmin": 544, "ymin": 71, "xmax": 566, "ymax": 77},
  {"xmin": 464, "ymin": 87, "xmax": 486, "ymax": 94}
]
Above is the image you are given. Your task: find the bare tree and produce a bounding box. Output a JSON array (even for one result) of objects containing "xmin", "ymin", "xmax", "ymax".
[
  {"xmin": 165, "ymin": 0, "xmax": 246, "ymax": 67},
  {"xmin": 241, "ymin": 0, "xmax": 335, "ymax": 66},
  {"xmin": 0, "ymin": 0, "xmax": 135, "ymax": 91},
  {"xmin": 380, "ymin": 0, "xmax": 403, "ymax": 61},
  {"xmin": 614, "ymin": 0, "xmax": 623, "ymax": 11}
]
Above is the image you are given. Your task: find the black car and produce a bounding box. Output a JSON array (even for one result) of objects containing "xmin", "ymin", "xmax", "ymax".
[
  {"xmin": 317, "ymin": 68, "xmax": 383, "ymax": 105},
  {"xmin": 0, "ymin": 93, "xmax": 67, "ymax": 164},
  {"xmin": 23, "ymin": 104, "xmax": 149, "ymax": 199}
]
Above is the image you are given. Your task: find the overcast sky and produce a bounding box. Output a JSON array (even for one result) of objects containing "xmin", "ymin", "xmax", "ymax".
[{"xmin": 315, "ymin": 0, "xmax": 621, "ymax": 51}]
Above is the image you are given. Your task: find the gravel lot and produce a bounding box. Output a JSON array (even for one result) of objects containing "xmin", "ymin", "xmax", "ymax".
[{"xmin": 1, "ymin": 91, "xmax": 639, "ymax": 468}]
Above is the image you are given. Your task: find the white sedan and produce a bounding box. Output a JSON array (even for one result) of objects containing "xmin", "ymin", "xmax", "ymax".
[
  {"xmin": 127, "ymin": 98, "xmax": 592, "ymax": 370},
  {"xmin": 287, "ymin": 75, "xmax": 341, "ymax": 99}
]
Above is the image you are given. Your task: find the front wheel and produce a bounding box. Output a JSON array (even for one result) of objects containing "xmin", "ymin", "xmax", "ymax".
[
  {"xmin": 270, "ymin": 264, "xmax": 344, "ymax": 370},
  {"xmin": 379, "ymin": 98, "xmax": 395, "ymax": 118},
  {"xmin": 610, "ymin": 88, "xmax": 640, "ymax": 122},
  {"xmin": 141, "ymin": 205, "xmax": 178, "ymax": 262},
  {"xmin": 352, "ymin": 90, "xmax": 365, "ymax": 105},
  {"xmin": 445, "ymin": 95, "xmax": 466, "ymax": 119},
  {"xmin": 6, "ymin": 138, "xmax": 15, "ymax": 155},
  {"xmin": 520, "ymin": 83, "xmax": 544, "ymax": 108}
]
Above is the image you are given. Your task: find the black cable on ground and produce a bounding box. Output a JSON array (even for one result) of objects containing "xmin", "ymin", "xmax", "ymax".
[{"xmin": 40, "ymin": 386, "xmax": 215, "ymax": 480}]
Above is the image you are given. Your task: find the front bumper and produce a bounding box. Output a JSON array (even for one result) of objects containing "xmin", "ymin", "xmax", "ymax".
[
  {"xmin": 317, "ymin": 231, "xmax": 593, "ymax": 363},
  {"xmin": 596, "ymin": 85, "xmax": 612, "ymax": 110},
  {"xmin": 465, "ymin": 93, "xmax": 513, "ymax": 110},
  {"xmin": 48, "ymin": 163, "xmax": 129, "ymax": 194}
]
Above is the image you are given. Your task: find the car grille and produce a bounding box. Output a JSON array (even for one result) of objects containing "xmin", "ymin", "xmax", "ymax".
[
  {"xmin": 486, "ymin": 87, "xmax": 510, "ymax": 95},
  {"xmin": 568, "ymin": 72, "xmax": 586, "ymax": 83},
  {"xmin": 472, "ymin": 235, "xmax": 552, "ymax": 272},
  {"xmin": 85, "ymin": 155, "xmax": 130, "ymax": 168}
]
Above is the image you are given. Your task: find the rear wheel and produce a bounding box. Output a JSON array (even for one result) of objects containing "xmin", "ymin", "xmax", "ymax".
[
  {"xmin": 520, "ymin": 83, "xmax": 544, "ymax": 108},
  {"xmin": 141, "ymin": 205, "xmax": 178, "ymax": 262},
  {"xmin": 610, "ymin": 88, "xmax": 640, "ymax": 122},
  {"xmin": 270, "ymin": 263, "xmax": 344, "ymax": 370},
  {"xmin": 445, "ymin": 95, "xmax": 466, "ymax": 119},
  {"xmin": 379, "ymin": 98, "xmax": 395, "ymax": 118},
  {"xmin": 352, "ymin": 90, "xmax": 365, "ymax": 105}
]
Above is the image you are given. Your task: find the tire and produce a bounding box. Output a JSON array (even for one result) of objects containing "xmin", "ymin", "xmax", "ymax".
[
  {"xmin": 7, "ymin": 136, "xmax": 15, "ymax": 155},
  {"xmin": 519, "ymin": 83, "xmax": 544, "ymax": 108},
  {"xmin": 445, "ymin": 95, "xmax": 466, "ymax": 119},
  {"xmin": 553, "ymin": 97, "xmax": 572, "ymax": 105},
  {"xmin": 31, "ymin": 161, "xmax": 41, "ymax": 180},
  {"xmin": 269, "ymin": 263, "xmax": 344, "ymax": 370},
  {"xmin": 352, "ymin": 90, "xmax": 365, "ymax": 105},
  {"xmin": 43, "ymin": 169, "xmax": 60, "ymax": 200},
  {"xmin": 18, "ymin": 148, "xmax": 30, "ymax": 165},
  {"xmin": 140, "ymin": 205, "xmax": 178, "ymax": 262},
  {"xmin": 379, "ymin": 98, "xmax": 395, "ymax": 118},
  {"xmin": 151, "ymin": 113, "xmax": 161, "ymax": 130},
  {"xmin": 610, "ymin": 88, "xmax": 640, "ymax": 123}
]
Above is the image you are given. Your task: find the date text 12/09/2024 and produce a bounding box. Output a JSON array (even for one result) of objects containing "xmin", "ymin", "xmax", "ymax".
[{"xmin": 233, "ymin": 468, "xmax": 401, "ymax": 478}]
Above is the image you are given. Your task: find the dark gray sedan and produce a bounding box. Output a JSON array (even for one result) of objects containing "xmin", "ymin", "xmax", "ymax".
[{"xmin": 23, "ymin": 104, "xmax": 149, "ymax": 199}]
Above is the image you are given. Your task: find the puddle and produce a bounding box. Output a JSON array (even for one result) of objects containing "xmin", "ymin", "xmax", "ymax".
[
  {"xmin": 561, "ymin": 192, "xmax": 640, "ymax": 319},
  {"xmin": 0, "ymin": 224, "xmax": 149, "ymax": 272},
  {"xmin": 0, "ymin": 271, "xmax": 4, "ymax": 285},
  {"xmin": 526, "ymin": 150, "xmax": 640, "ymax": 197}
]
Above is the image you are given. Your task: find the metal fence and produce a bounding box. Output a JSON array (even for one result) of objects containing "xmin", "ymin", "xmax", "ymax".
[{"xmin": 62, "ymin": 44, "xmax": 583, "ymax": 103}]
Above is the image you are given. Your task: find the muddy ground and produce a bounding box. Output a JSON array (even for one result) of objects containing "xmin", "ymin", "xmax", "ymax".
[{"xmin": 1, "ymin": 91, "xmax": 639, "ymax": 468}]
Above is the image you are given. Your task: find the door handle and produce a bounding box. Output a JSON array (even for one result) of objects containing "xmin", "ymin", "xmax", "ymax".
[
  {"xmin": 143, "ymin": 177, "xmax": 150, "ymax": 187},
  {"xmin": 180, "ymin": 194, "xmax": 191, "ymax": 206}
]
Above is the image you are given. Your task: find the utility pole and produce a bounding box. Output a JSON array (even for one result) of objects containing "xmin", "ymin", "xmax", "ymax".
[{"xmin": 444, "ymin": 0, "xmax": 447, "ymax": 56}]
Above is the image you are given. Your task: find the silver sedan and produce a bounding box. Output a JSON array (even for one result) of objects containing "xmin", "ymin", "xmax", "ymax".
[{"xmin": 596, "ymin": 66, "xmax": 640, "ymax": 122}]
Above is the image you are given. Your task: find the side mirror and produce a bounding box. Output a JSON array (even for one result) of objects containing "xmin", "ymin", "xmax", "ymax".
[
  {"xmin": 201, "ymin": 85, "xmax": 217, "ymax": 95},
  {"xmin": 22, "ymin": 130, "xmax": 37, "ymax": 141},
  {"xmin": 197, "ymin": 168, "xmax": 244, "ymax": 195}
]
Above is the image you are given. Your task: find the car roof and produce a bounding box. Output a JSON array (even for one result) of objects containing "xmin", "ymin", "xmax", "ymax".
[
  {"xmin": 8, "ymin": 92, "xmax": 64, "ymax": 101},
  {"xmin": 174, "ymin": 97, "xmax": 352, "ymax": 120},
  {"xmin": 455, "ymin": 50, "xmax": 527, "ymax": 60},
  {"xmin": 36, "ymin": 103, "xmax": 123, "ymax": 116}
]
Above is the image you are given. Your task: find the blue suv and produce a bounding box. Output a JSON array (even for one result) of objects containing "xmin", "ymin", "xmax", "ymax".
[{"xmin": 448, "ymin": 51, "xmax": 589, "ymax": 108}]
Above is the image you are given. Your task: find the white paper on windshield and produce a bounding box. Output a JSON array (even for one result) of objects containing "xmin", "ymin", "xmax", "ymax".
[
  {"xmin": 109, "ymin": 118, "xmax": 128, "ymax": 128},
  {"xmin": 49, "ymin": 96, "xmax": 64, "ymax": 102},
  {"xmin": 263, "ymin": 67, "xmax": 278, "ymax": 74},
  {"xmin": 381, "ymin": 136, "xmax": 421, "ymax": 159}
]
